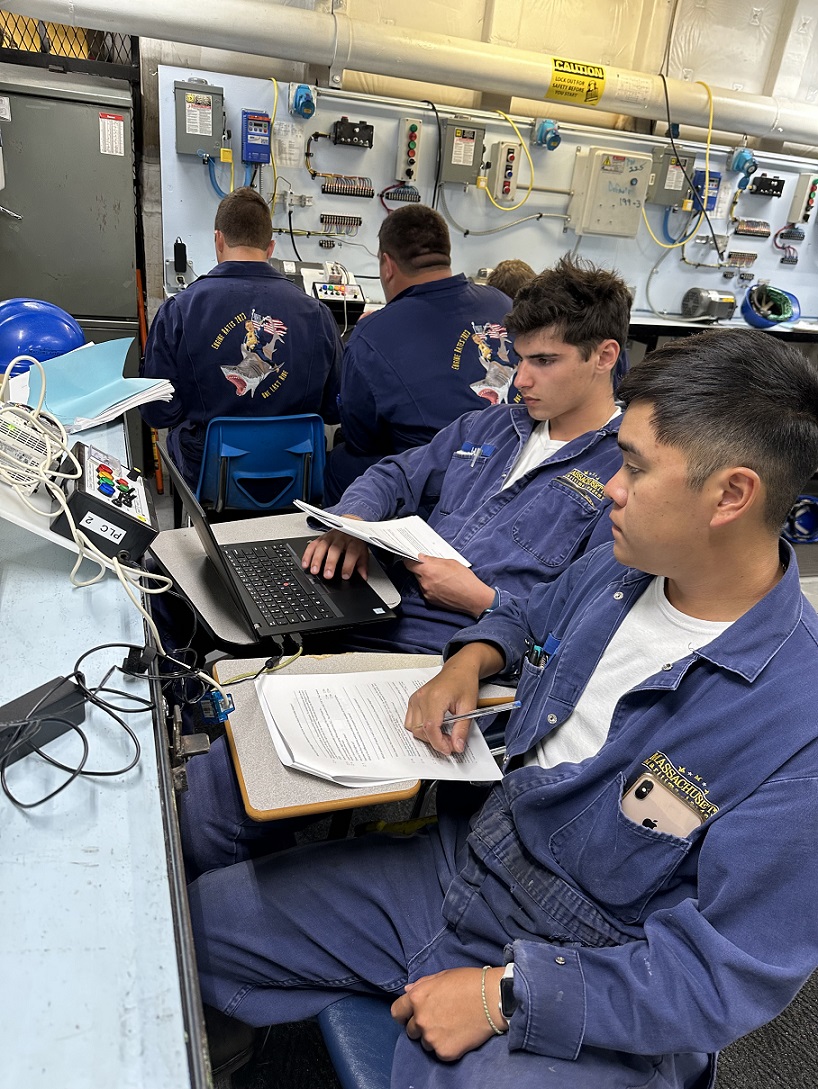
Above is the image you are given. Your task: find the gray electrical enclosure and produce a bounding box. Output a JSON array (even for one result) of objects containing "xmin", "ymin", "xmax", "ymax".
[
  {"xmin": 646, "ymin": 147, "xmax": 691, "ymax": 206},
  {"xmin": 173, "ymin": 80, "xmax": 224, "ymax": 157},
  {"xmin": 0, "ymin": 63, "xmax": 136, "ymax": 321},
  {"xmin": 440, "ymin": 118, "xmax": 486, "ymax": 185}
]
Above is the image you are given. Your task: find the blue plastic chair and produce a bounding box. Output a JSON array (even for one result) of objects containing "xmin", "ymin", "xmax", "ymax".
[
  {"xmin": 318, "ymin": 995, "xmax": 399, "ymax": 1089},
  {"xmin": 195, "ymin": 414, "xmax": 326, "ymax": 515}
]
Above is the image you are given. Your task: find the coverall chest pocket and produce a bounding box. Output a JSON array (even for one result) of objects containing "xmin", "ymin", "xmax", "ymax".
[
  {"xmin": 437, "ymin": 452, "xmax": 490, "ymax": 515},
  {"xmin": 511, "ymin": 478, "xmax": 600, "ymax": 567},
  {"xmin": 549, "ymin": 774, "xmax": 692, "ymax": 924}
]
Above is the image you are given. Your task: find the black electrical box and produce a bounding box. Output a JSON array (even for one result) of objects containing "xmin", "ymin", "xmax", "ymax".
[
  {"xmin": 748, "ymin": 174, "xmax": 785, "ymax": 197},
  {"xmin": 51, "ymin": 441, "xmax": 158, "ymax": 562},
  {"xmin": 0, "ymin": 677, "xmax": 86, "ymax": 766},
  {"xmin": 331, "ymin": 117, "xmax": 374, "ymax": 148}
]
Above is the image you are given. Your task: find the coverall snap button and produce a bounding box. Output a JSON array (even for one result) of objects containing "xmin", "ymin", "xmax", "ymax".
[
  {"xmin": 547, "ymin": 714, "xmax": 557, "ymax": 724},
  {"xmin": 661, "ymin": 663, "xmax": 673, "ymax": 671},
  {"xmin": 613, "ymin": 591, "xmax": 623, "ymax": 600},
  {"xmin": 555, "ymin": 956, "xmax": 566, "ymax": 965}
]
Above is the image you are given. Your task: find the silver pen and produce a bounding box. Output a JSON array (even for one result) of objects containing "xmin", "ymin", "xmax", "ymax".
[{"xmin": 440, "ymin": 700, "xmax": 520, "ymax": 729}]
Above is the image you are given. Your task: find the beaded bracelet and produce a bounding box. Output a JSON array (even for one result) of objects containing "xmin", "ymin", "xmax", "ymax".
[{"xmin": 480, "ymin": 965, "xmax": 506, "ymax": 1035}]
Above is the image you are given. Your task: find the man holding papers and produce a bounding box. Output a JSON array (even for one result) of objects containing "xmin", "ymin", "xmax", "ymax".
[
  {"xmin": 188, "ymin": 329, "xmax": 818, "ymax": 1089},
  {"xmin": 302, "ymin": 255, "xmax": 633, "ymax": 654},
  {"xmin": 179, "ymin": 255, "xmax": 631, "ymax": 878}
]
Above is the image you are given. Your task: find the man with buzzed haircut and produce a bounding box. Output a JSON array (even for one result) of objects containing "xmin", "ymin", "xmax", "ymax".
[
  {"xmin": 141, "ymin": 186, "xmax": 341, "ymax": 487},
  {"xmin": 325, "ymin": 204, "xmax": 517, "ymax": 502}
]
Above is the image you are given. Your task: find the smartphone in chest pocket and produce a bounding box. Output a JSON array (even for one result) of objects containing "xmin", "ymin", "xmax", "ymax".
[{"xmin": 621, "ymin": 773, "xmax": 703, "ymax": 838}]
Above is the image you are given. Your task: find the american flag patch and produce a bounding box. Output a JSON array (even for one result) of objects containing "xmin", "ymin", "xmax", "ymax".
[{"xmin": 251, "ymin": 313, "xmax": 288, "ymax": 337}]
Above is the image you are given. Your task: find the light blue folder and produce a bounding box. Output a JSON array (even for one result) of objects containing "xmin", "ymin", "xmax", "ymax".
[{"xmin": 26, "ymin": 338, "xmax": 171, "ymax": 429}]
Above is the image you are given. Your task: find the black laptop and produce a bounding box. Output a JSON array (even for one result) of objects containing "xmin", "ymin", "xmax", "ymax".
[{"xmin": 157, "ymin": 445, "xmax": 396, "ymax": 640}]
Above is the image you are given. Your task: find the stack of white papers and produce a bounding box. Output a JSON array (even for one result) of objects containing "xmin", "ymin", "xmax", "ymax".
[
  {"xmin": 255, "ymin": 666, "xmax": 503, "ymax": 787},
  {"xmin": 294, "ymin": 500, "xmax": 471, "ymax": 566},
  {"xmin": 24, "ymin": 339, "xmax": 173, "ymax": 432}
]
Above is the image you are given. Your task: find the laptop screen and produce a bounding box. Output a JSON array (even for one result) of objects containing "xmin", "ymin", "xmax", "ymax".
[{"xmin": 156, "ymin": 443, "xmax": 257, "ymax": 626}]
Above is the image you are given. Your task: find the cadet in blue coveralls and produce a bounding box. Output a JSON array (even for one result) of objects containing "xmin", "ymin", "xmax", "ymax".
[
  {"xmin": 305, "ymin": 255, "xmax": 631, "ymax": 654},
  {"xmin": 179, "ymin": 256, "xmax": 632, "ymax": 877},
  {"xmin": 140, "ymin": 187, "xmax": 342, "ymax": 486},
  {"xmin": 324, "ymin": 204, "xmax": 519, "ymax": 502},
  {"xmin": 188, "ymin": 328, "xmax": 818, "ymax": 1089}
]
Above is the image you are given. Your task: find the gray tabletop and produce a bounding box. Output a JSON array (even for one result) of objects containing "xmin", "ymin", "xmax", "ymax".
[{"xmin": 0, "ymin": 422, "xmax": 193, "ymax": 1089}]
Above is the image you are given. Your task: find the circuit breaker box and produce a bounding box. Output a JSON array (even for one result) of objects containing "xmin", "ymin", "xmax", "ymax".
[
  {"xmin": 440, "ymin": 119, "xmax": 486, "ymax": 186},
  {"xmin": 173, "ymin": 80, "xmax": 224, "ymax": 157},
  {"xmin": 567, "ymin": 146, "xmax": 652, "ymax": 237}
]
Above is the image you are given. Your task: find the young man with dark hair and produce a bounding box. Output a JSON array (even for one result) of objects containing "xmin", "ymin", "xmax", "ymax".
[
  {"xmin": 325, "ymin": 204, "xmax": 518, "ymax": 502},
  {"xmin": 179, "ymin": 254, "xmax": 629, "ymax": 879},
  {"xmin": 304, "ymin": 254, "xmax": 631, "ymax": 655},
  {"xmin": 141, "ymin": 187, "xmax": 342, "ymax": 486},
  {"xmin": 189, "ymin": 328, "xmax": 818, "ymax": 1089}
]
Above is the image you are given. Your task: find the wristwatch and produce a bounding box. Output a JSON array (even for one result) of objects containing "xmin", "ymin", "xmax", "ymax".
[
  {"xmin": 478, "ymin": 586, "xmax": 501, "ymax": 621},
  {"xmin": 499, "ymin": 962, "xmax": 518, "ymax": 1019}
]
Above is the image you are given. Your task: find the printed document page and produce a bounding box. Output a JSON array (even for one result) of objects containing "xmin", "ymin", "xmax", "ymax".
[
  {"xmin": 255, "ymin": 666, "xmax": 502, "ymax": 786},
  {"xmin": 294, "ymin": 501, "xmax": 471, "ymax": 567}
]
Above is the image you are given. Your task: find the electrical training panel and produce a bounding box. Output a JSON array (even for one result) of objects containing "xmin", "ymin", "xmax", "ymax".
[{"xmin": 158, "ymin": 65, "xmax": 818, "ymax": 326}]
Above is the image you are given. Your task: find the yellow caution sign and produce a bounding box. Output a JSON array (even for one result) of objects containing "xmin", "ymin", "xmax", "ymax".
[{"xmin": 545, "ymin": 57, "xmax": 605, "ymax": 107}]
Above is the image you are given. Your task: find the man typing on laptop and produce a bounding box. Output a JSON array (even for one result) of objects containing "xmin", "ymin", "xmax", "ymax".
[
  {"xmin": 303, "ymin": 255, "xmax": 632, "ymax": 655},
  {"xmin": 179, "ymin": 255, "xmax": 632, "ymax": 878}
]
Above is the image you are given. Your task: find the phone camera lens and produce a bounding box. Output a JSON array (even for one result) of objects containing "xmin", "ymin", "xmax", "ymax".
[{"xmin": 635, "ymin": 780, "xmax": 653, "ymax": 799}]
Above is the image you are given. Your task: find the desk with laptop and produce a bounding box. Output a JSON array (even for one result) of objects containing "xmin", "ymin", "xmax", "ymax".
[{"xmin": 153, "ymin": 445, "xmax": 399, "ymax": 645}]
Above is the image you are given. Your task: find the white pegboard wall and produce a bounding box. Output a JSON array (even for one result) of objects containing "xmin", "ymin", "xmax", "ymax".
[{"xmin": 158, "ymin": 65, "xmax": 818, "ymax": 323}]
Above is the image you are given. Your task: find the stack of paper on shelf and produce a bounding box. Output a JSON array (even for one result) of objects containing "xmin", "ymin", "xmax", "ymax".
[
  {"xmin": 255, "ymin": 666, "xmax": 502, "ymax": 787},
  {"xmin": 294, "ymin": 500, "xmax": 471, "ymax": 566},
  {"xmin": 25, "ymin": 339, "xmax": 173, "ymax": 432}
]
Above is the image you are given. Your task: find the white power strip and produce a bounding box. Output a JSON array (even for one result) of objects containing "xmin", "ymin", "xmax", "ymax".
[{"xmin": 0, "ymin": 408, "xmax": 63, "ymax": 492}]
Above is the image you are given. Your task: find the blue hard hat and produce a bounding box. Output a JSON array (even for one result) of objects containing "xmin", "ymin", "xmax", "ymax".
[
  {"xmin": 0, "ymin": 297, "xmax": 85, "ymax": 375},
  {"xmin": 740, "ymin": 284, "xmax": 801, "ymax": 329},
  {"xmin": 783, "ymin": 494, "xmax": 818, "ymax": 544}
]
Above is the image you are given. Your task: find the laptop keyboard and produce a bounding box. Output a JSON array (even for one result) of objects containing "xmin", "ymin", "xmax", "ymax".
[{"xmin": 224, "ymin": 543, "xmax": 336, "ymax": 627}]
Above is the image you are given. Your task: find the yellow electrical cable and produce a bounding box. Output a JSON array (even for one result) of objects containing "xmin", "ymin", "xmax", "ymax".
[
  {"xmin": 483, "ymin": 110, "xmax": 535, "ymax": 212},
  {"xmin": 643, "ymin": 80, "xmax": 715, "ymax": 252}
]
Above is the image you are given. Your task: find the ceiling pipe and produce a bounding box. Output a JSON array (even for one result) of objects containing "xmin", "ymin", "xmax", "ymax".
[{"xmin": 8, "ymin": 0, "xmax": 818, "ymax": 145}]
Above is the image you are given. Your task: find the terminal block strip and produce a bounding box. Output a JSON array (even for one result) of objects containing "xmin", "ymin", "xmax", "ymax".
[
  {"xmin": 725, "ymin": 251, "xmax": 758, "ymax": 268},
  {"xmin": 320, "ymin": 178, "xmax": 374, "ymax": 198},
  {"xmin": 733, "ymin": 218, "xmax": 771, "ymax": 237},
  {"xmin": 319, "ymin": 213, "xmax": 364, "ymax": 234}
]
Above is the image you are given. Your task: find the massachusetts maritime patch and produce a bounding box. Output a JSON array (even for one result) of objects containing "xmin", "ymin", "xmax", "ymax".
[
  {"xmin": 642, "ymin": 751, "xmax": 719, "ymax": 821},
  {"xmin": 555, "ymin": 468, "xmax": 606, "ymax": 507}
]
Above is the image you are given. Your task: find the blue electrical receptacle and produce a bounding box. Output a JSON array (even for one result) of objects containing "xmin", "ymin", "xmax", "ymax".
[{"xmin": 289, "ymin": 83, "xmax": 316, "ymax": 120}]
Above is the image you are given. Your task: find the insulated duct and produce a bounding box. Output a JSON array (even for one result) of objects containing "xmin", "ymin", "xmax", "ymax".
[{"xmin": 8, "ymin": 0, "xmax": 818, "ymax": 146}]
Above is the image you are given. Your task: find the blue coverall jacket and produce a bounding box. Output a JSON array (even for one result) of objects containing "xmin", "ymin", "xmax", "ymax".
[
  {"xmin": 325, "ymin": 274, "xmax": 517, "ymax": 501},
  {"xmin": 329, "ymin": 403, "xmax": 622, "ymax": 653},
  {"xmin": 439, "ymin": 542, "xmax": 818, "ymax": 1081},
  {"xmin": 140, "ymin": 261, "xmax": 342, "ymax": 485}
]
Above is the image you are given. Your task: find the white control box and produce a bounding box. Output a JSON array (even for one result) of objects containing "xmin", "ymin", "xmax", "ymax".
[
  {"xmin": 487, "ymin": 140, "xmax": 521, "ymax": 204},
  {"xmin": 568, "ymin": 146, "xmax": 652, "ymax": 237},
  {"xmin": 787, "ymin": 171, "xmax": 818, "ymax": 224},
  {"xmin": 395, "ymin": 117, "xmax": 422, "ymax": 183}
]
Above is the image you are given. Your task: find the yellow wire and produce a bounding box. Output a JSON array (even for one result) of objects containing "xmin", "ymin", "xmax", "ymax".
[
  {"xmin": 268, "ymin": 77, "xmax": 280, "ymax": 211},
  {"xmin": 641, "ymin": 205, "xmax": 703, "ymax": 249},
  {"xmin": 483, "ymin": 110, "xmax": 535, "ymax": 212},
  {"xmin": 642, "ymin": 80, "xmax": 714, "ymax": 250}
]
